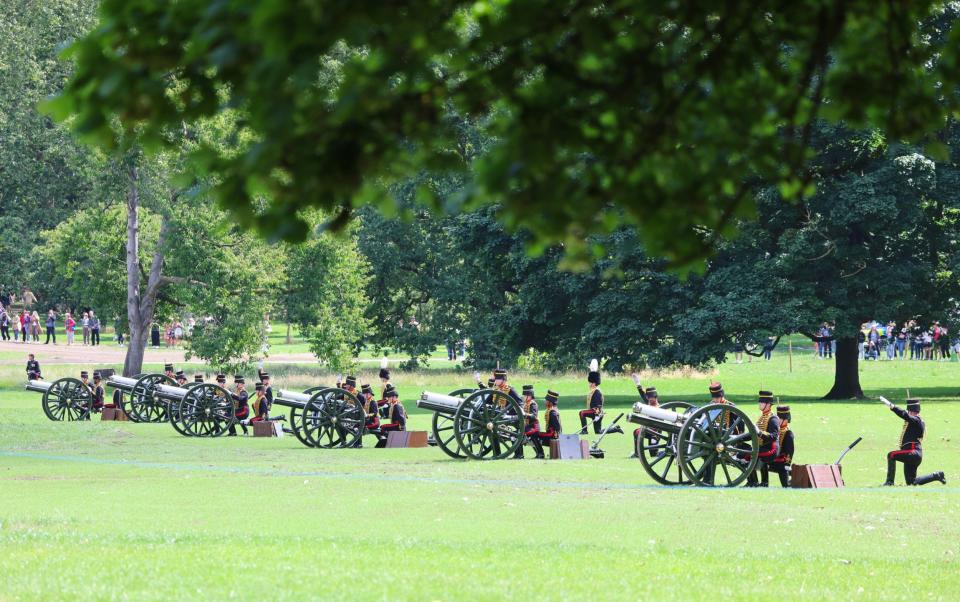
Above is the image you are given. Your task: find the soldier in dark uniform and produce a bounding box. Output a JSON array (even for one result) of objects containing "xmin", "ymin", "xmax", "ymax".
[
  {"xmin": 881, "ymin": 398, "xmax": 946, "ymax": 486},
  {"xmin": 91, "ymin": 371, "xmax": 105, "ymax": 413},
  {"xmin": 26, "ymin": 353, "xmax": 41, "ymax": 380},
  {"xmin": 762, "ymin": 404, "xmax": 794, "ymax": 487},
  {"xmin": 228, "ymin": 375, "xmax": 249, "ymax": 436},
  {"xmin": 376, "ymin": 386, "xmax": 406, "ymax": 448},
  {"xmin": 194, "ymin": 374, "xmax": 205, "ymax": 384},
  {"xmin": 360, "ymin": 384, "xmax": 380, "ymax": 446},
  {"xmin": 533, "ymin": 391, "xmax": 562, "ymax": 458},
  {"xmin": 579, "ymin": 359, "xmax": 605, "ymax": 434},
  {"xmin": 514, "ymin": 384, "xmax": 541, "ymax": 459},
  {"xmin": 215, "ymin": 373, "xmax": 227, "ymax": 387},
  {"xmin": 746, "ymin": 391, "xmax": 780, "ymax": 487},
  {"xmin": 163, "ymin": 363, "xmax": 175, "ymax": 380},
  {"xmin": 78, "ymin": 371, "xmax": 93, "ymax": 418},
  {"xmin": 175, "ymin": 370, "xmax": 188, "ymax": 387},
  {"xmin": 259, "ymin": 372, "xmax": 274, "ymax": 410},
  {"xmin": 249, "ymin": 382, "xmax": 267, "ymax": 422}
]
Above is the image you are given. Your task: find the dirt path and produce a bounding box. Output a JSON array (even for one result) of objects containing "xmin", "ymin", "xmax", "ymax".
[{"xmin": 0, "ymin": 340, "xmax": 322, "ymax": 365}]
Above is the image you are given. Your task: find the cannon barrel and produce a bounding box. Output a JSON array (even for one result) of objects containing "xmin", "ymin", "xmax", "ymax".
[
  {"xmin": 627, "ymin": 402, "xmax": 686, "ymax": 431},
  {"xmin": 153, "ymin": 383, "xmax": 190, "ymax": 402},
  {"xmin": 273, "ymin": 389, "xmax": 311, "ymax": 409},
  {"xmin": 25, "ymin": 380, "xmax": 53, "ymax": 394},
  {"xmin": 106, "ymin": 375, "xmax": 140, "ymax": 392},
  {"xmin": 417, "ymin": 391, "xmax": 463, "ymax": 415}
]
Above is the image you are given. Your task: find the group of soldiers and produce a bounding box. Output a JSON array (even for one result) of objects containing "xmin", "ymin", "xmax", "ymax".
[{"xmin": 24, "ymin": 353, "xmax": 949, "ymax": 485}]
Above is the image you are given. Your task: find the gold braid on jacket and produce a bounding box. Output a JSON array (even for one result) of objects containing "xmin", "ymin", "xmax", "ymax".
[
  {"xmin": 898, "ymin": 421, "xmax": 908, "ymax": 448},
  {"xmin": 757, "ymin": 410, "xmax": 771, "ymax": 441},
  {"xmin": 496, "ymin": 382, "xmax": 511, "ymax": 407},
  {"xmin": 778, "ymin": 421, "xmax": 791, "ymax": 461}
]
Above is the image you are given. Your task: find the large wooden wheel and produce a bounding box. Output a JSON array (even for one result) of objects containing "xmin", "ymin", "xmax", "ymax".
[
  {"xmin": 453, "ymin": 389, "xmax": 524, "ymax": 460},
  {"xmin": 172, "ymin": 383, "xmax": 235, "ymax": 437},
  {"xmin": 129, "ymin": 373, "xmax": 175, "ymax": 423},
  {"xmin": 41, "ymin": 377, "xmax": 92, "ymax": 422},
  {"xmin": 430, "ymin": 388, "xmax": 473, "ymax": 459},
  {"xmin": 676, "ymin": 403, "xmax": 759, "ymax": 487},
  {"xmin": 286, "ymin": 386, "xmax": 327, "ymax": 448},
  {"xmin": 300, "ymin": 387, "xmax": 365, "ymax": 449},
  {"xmin": 635, "ymin": 401, "xmax": 696, "ymax": 486},
  {"xmin": 168, "ymin": 382, "xmax": 205, "ymax": 436}
]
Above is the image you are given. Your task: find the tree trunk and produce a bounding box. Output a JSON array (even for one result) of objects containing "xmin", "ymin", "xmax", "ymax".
[
  {"xmin": 286, "ymin": 320, "xmax": 292, "ymax": 345},
  {"xmin": 824, "ymin": 337, "xmax": 864, "ymax": 399},
  {"xmin": 123, "ymin": 165, "xmax": 144, "ymax": 377}
]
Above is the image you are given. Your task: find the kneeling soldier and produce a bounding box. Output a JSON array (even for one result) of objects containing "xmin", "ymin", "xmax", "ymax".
[
  {"xmin": 747, "ymin": 391, "xmax": 780, "ymax": 487},
  {"xmin": 514, "ymin": 385, "xmax": 540, "ymax": 459},
  {"xmin": 881, "ymin": 397, "xmax": 945, "ymax": 486},
  {"xmin": 228, "ymin": 376, "xmax": 249, "ymax": 436},
  {"xmin": 762, "ymin": 405, "xmax": 794, "ymax": 487},
  {"xmin": 533, "ymin": 391, "xmax": 562, "ymax": 459},
  {"xmin": 580, "ymin": 359, "xmax": 604, "ymax": 434},
  {"xmin": 360, "ymin": 384, "xmax": 380, "ymax": 447},
  {"xmin": 251, "ymin": 382, "xmax": 269, "ymax": 422},
  {"xmin": 91, "ymin": 371, "xmax": 105, "ymax": 413},
  {"xmin": 376, "ymin": 386, "xmax": 406, "ymax": 448}
]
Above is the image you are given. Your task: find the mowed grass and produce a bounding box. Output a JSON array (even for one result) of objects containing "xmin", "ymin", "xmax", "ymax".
[{"xmin": 1, "ymin": 352, "xmax": 960, "ymax": 600}]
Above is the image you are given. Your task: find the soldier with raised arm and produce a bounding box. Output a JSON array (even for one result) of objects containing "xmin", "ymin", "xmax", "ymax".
[{"xmin": 880, "ymin": 397, "xmax": 945, "ymax": 486}]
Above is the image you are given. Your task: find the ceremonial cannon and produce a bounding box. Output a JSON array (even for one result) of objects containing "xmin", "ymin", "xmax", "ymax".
[
  {"xmin": 273, "ymin": 387, "xmax": 365, "ymax": 448},
  {"xmin": 629, "ymin": 401, "xmax": 759, "ymax": 487},
  {"xmin": 25, "ymin": 378, "xmax": 93, "ymax": 421},
  {"xmin": 417, "ymin": 388, "xmax": 525, "ymax": 460},
  {"xmin": 107, "ymin": 375, "xmax": 236, "ymax": 436}
]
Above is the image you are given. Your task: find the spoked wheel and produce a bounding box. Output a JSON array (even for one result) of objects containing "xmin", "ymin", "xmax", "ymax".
[
  {"xmin": 41, "ymin": 377, "xmax": 93, "ymax": 421},
  {"xmin": 173, "ymin": 383, "xmax": 235, "ymax": 437},
  {"xmin": 677, "ymin": 403, "xmax": 759, "ymax": 487},
  {"xmin": 301, "ymin": 388, "xmax": 365, "ymax": 449},
  {"xmin": 431, "ymin": 388, "xmax": 473, "ymax": 459},
  {"xmin": 288, "ymin": 386, "xmax": 328, "ymax": 448},
  {"xmin": 129, "ymin": 373, "xmax": 175, "ymax": 423},
  {"xmin": 168, "ymin": 382, "xmax": 205, "ymax": 436},
  {"xmin": 453, "ymin": 389, "xmax": 524, "ymax": 460},
  {"xmin": 635, "ymin": 401, "xmax": 696, "ymax": 485}
]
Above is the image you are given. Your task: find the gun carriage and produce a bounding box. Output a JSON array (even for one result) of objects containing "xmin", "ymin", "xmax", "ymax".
[
  {"xmin": 107, "ymin": 375, "xmax": 236, "ymax": 436},
  {"xmin": 417, "ymin": 388, "xmax": 525, "ymax": 460},
  {"xmin": 25, "ymin": 378, "xmax": 93, "ymax": 421},
  {"xmin": 273, "ymin": 387, "xmax": 365, "ymax": 448},
  {"xmin": 629, "ymin": 401, "xmax": 760, "ymax": 487}
]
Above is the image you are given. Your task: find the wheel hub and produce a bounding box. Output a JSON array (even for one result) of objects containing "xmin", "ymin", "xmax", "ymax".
[
  {"xmin": 331, "ymin": 416, "xmax": 338, "ymax": 424},
  {"xmin": 486, "ymin": 421, "xmax": 494, "ymax": 431},
  {"xmin": 715, "ymin": 443, "xmax": 725, "ymax": 453}
]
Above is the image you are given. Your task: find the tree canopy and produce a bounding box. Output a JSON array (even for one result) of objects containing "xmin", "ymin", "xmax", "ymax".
[{"xmin": 51, "ymin": 1, "xmax": 960, "ymax": 265}]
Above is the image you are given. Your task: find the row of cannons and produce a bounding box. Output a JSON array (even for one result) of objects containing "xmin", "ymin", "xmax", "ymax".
[
  {"xmin": 26, "ymin": 374, "xmax": 367, "ymax": 447},
  {"xmin": 27, "ymin": 375, "xmax": 763, "ymax": 486}
]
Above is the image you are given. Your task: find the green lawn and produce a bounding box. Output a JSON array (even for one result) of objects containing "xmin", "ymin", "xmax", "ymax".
[{"xmin": 1, "ymin": 353, "xmax": 959, "ymax": 600}]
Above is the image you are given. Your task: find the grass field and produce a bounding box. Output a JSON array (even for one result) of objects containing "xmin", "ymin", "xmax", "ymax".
[{"xmin": 2, "ymin": 351, "xmax": 959, "ymax": 600}]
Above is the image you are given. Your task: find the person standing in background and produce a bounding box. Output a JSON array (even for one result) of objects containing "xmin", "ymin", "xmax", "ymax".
[
  {"xmin": 30, "ymin": 310, "xmax": 40, "ymax": 342},
  {"xmin": 81, "ymin": 312, "xmax": 90, "ymax": 345},
  {"xmin": 64, "ymin": 312, "xmax": 76, "ymax": 345},
  {"xmin": 0, "ymin": 307, "xmax": 9, "ymax": 341},
  {"xmin": 89, "ymin": 311, "xmax": 100, "ymax": 346},
  {"xmin": 44, "ymin": 309, "xmax": 57, "ymax": 344},
  {"xmin": 21, "ymin": 311, "xmax": 31, "ymax": 343}
]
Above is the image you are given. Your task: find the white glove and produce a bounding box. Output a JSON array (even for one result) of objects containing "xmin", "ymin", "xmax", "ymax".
[
  {"xmin": 631, "ymin": 373, "xmax": 642, "ymax": 385},
  {"xmin": 879, "ymin": 396, "xmax": 894, "ymax": 409},
  {"xmin": 474, "ymin": 371, "xmax": 481, "ymax": 382}
]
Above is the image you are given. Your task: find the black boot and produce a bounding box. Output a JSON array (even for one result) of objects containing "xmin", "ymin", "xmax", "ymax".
[
  {"xmin": 513, "ymin": 444, "xmax": 525, "ymax": 459},
  {"xmin": 608, "ymin": 425, "xmax": 624, "ymax": 435},
  {"xmin": 882, "ymin": 458, "xmax": 896, "ymax": 486},
  {"xmin": 760, "ymin": 466, "xmax": 770, "ymax": 487},
  {"xmin": 531, "ymin": 438, "xmax": 545, "ymax": 459},
  {"xmin": 912, "ymin": 471, "xmax": 946, "ymax": 486}
]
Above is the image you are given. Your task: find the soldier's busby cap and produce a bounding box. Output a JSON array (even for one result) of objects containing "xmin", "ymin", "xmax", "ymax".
[
  {"xmin": 384, "ymin": 386, "xmax": 399, "ymax": 398},
  {"xmin": 379, "ymin": 358, "xmax": 390, "ymax": 380},
  {"xmin": 545, "ymin": 390, "xmax": 559, "ymax": 404},
  {"xmin": 80, "ymin": 371, "xmax": 89, "ymax": 378},
  {"xmin": 587, "ymin": 371, "xmax": 601, "ymax": 385},
  {"xmin": 361, "ymin": 384, "xmax": 373, "ymax": 395},
  {"xmin": 777, "ymin": 405, "xmax": 791, "ymax": 420},
  {"xmin": 344, "ymin": 375, "xmax": 357, "ymax": 388},
  {"xmin": 259, "ymin": 372, "xmax": 270, "ymax": 380},
  {"xmin": 907, "ymin": 399, "xmax": 921, "ymax": 412},
  {"xmin": 487, "ymin": 378, "xmax": 495, "ymax": 387},
  {"xmin": 759, "ymin": 390, "xmax": 774, "ymax": 402},
  {"xmin": 234, "ymin": 375, "xmax": 244, "ymax": 384},
  {"xmin": 164, "ymin": 363, "xmax": 174, "ymax": 371},
  {"xmin": 645, "ymin": 386, "xmax": 658, "ymax": 397},
  {"xmin": 709, "ymin": 382, "xmax": 723, "ymax": 396},
  {"xmin": 493, "ymin": 369, "xmax": 507, "ymax": 380},
  {"xmin": 255, "ymin": 383, "xmax": 264, "ymax": 391},
  {"xmin": 522, "ymin": 384, "xmax": 534, "ymax": 395},
  {"xmin": 93, "ymin": 371, "xmax": 101, "ymax": 381},
  {"xmin": 175, "ymin": 370, "xmax": 185, "ymax": 378},
  {"xmin": 216, "ymin": 373, "xmax": 226, "ymax": 381},
  {"xmin": 194, "ymin": 374, "xmax": 204, "ymax": 382}
]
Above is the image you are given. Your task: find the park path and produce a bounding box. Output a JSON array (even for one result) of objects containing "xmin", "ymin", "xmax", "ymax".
[{"xmin": 0, "ymin": 339, "xmax": 316, "ymax": 365}]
